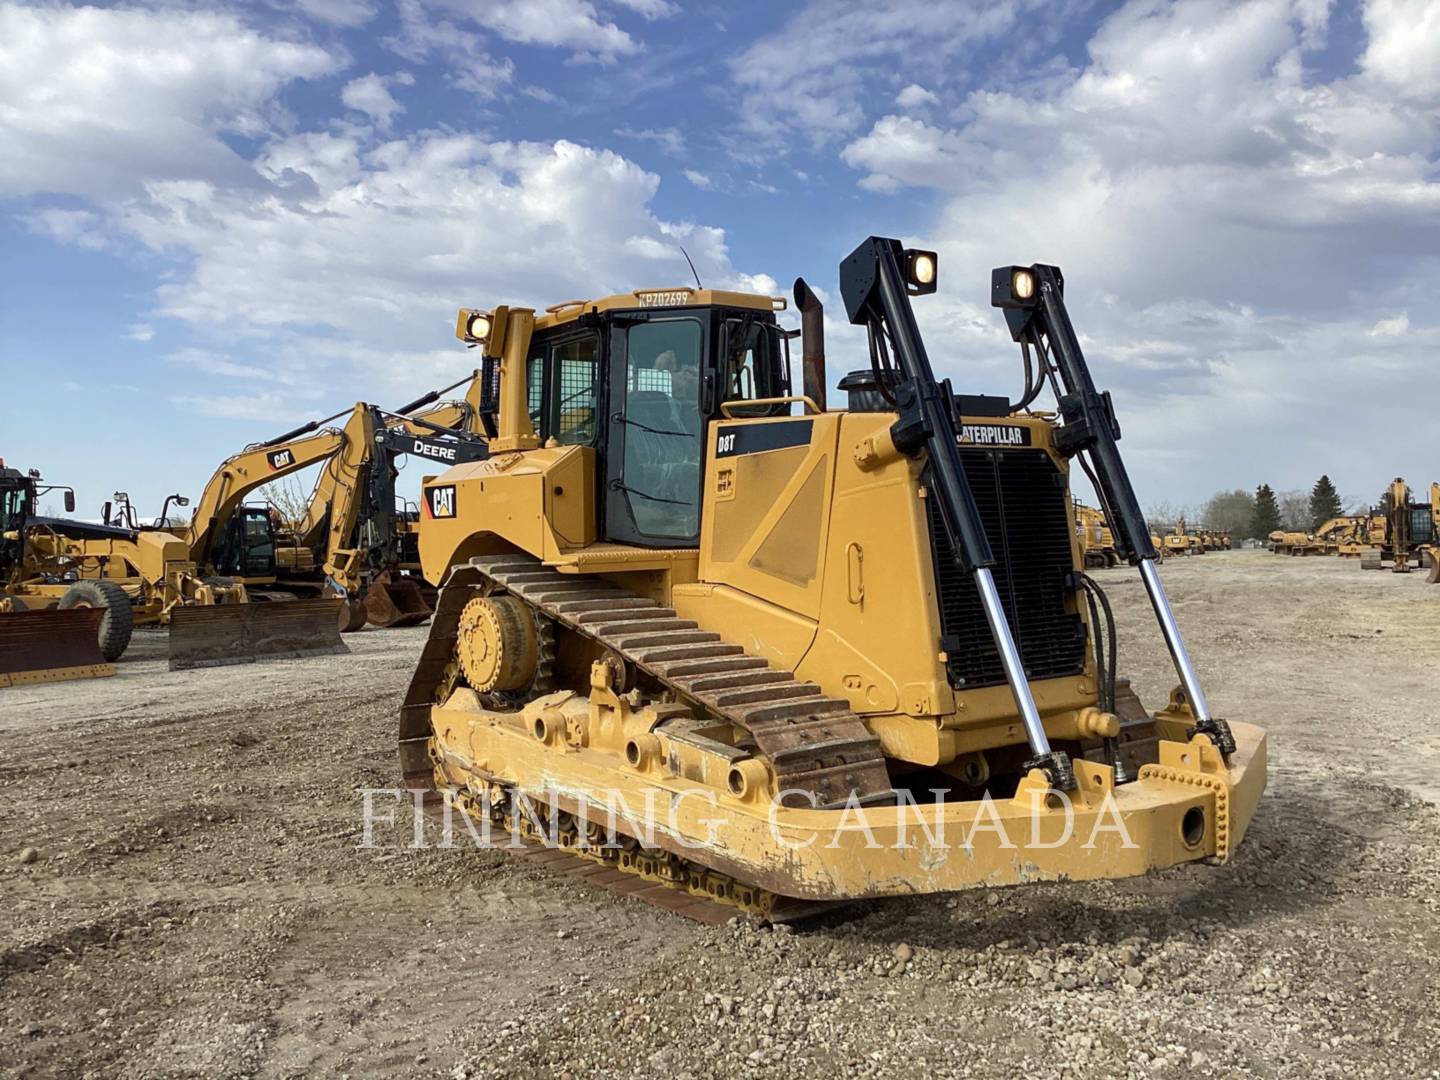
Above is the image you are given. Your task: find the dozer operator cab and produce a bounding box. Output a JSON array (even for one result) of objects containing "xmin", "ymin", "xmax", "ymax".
[{"xmin": 500, "ymin": 294, "xmax": 791, "ymax": 546}]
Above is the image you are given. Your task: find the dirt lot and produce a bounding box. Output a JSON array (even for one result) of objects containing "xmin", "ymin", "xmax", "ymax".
[{"xmin": 3, "ymin": 551, "xmax": 1440, "ymax": 1079}]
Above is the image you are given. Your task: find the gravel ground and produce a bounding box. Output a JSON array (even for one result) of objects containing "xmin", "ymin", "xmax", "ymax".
[{"xmin": 2, "ymin": 552, "xmax": 1439, "ymax": 1079}]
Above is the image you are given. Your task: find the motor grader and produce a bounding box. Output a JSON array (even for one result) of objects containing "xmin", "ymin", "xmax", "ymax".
[
  {"xmin": 397, "ymin": 237, "xmax": 1264, "ymax": 916},
  {"xmin": 0, "ymin": 462, "xmax": 326, "ymax": 674},
  {"xmin": 0, "ymin": 462, "xmax": 118, "ymax": 686}
]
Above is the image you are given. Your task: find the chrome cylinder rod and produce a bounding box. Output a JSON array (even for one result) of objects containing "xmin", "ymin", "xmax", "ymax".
[
  {"xmin": 1137, "ymin": 557, "xmax": 1211, "ymax": 723},
  {"xmin": 974, "ymin": 568, "xmax": 1052, "ymax": 756}
]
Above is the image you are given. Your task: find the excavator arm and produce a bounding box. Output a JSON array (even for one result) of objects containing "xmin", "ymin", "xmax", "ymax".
[
  {"xmin": 294, "ymin": 371, "xmax": 485, "ymax": 552},
  {"xmin": 184, "ymin": 407, "xmax": 362, "ymax": 572}
]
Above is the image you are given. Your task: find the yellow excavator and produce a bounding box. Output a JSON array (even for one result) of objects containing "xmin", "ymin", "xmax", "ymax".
[
  {"xmin": 1360, "ymin": 478, "xmax": 1437, "ymax": 573},
  {"xmin": 397, "ymin": 238, "xmax": 1265, "ymax": 915},
  {"xmin": 185, "ymin": 377, "xmax": 488, "ymax": 644}
]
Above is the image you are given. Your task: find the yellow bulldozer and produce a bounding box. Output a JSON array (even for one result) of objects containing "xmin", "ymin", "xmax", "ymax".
[{"xmin": 397, "ymin": 238, "xmax": 1264, "ymax": 916}]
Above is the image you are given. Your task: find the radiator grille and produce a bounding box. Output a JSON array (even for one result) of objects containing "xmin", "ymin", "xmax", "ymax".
[{"xmin": 926, "ymin": 449, "xmax": 1087, "ymax": 689}]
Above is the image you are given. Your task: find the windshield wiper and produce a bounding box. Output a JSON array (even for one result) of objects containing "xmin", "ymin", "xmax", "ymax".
[
  {"xmin": 612, "ymin": 413, "xmax": 691, "ymax": 438},
  {"xmin": 609, "ymin": 479, "xmax": 694, "ymax": 506}
]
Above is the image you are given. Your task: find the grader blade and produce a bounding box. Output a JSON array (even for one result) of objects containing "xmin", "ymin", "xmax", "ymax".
[
  {"xmin": 364, "ymin": 579, "xmax": 432, "ymax": 628},
  {"xmin": 169, "ymin": 599, "xmax": 349, "ymax": 671},
  {"xmin": 0, "ymin": 608, "xmax": 116, "ymax": 687}
]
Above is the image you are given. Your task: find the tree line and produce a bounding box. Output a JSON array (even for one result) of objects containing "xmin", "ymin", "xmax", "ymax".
[{"xmin": 1148, "ymin": 475, "xmax": 1349, "ymax": 541}]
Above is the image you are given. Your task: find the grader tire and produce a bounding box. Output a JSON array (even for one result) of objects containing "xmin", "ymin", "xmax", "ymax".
[{"xmin": 58, "ymin": 579, "xmax": 134, "ymax": 662}]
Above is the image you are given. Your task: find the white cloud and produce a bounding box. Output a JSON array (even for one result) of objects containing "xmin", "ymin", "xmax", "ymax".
[
  {"xmin": 615, "ymin": 126, "xmax": 687, "ymax": 156},
  {"xmin": 23, "ymin": 207, "xmax": 106, "ymax": 250},
  {"xmin": 0, "ymin": 3, "xmax": 338, "ymax": 199},
  {"xmin": 340, "ymin": 72, "xmax": 415, "ymax": 131},
  {"xmin": 611, "ymin": 0, "xmax": 678, "ymax": 18},
  {"xmin": 126, "ymin": 324, "xmax": 156, "ymax": 343},
  {"xmin": 385, "ymin": 0, "xmax": 518, "ymax": 98},
  {"xmin": 407, "ymin": 0, "xmax": 638, "ymax": 60},
  {"xmin": 1361, "ymin": 0, "xmax": 1440, "ymax": 100},
  {"xmin": 730, "ymin": 0, "xmax": 1040, "ymax": 144},
  {"xmin": 895, "ymin": 84, "xmax": 939, "ymax": 109},
  {"xmin": 682, "ymin": 169, "xmax": 714, "ymax": 190},
  {"xmin": 835, "ymin": 0, "xmax": 1440, "ymax": 503},
  {"xmin": 1369, "ymin": 313, "xmax": 1410, "ymax": 337},
  {"xmin": 293, "ymin": 0, "xmax": 380, "ymax": 26}
]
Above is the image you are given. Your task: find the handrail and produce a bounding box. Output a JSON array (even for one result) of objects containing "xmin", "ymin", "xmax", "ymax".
[{"xmin": 718, "ymin": 394, "xmax": 821, "ymax": 418}]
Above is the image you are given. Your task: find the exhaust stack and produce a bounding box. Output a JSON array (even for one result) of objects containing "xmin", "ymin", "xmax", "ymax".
[{"xmin": 793, "ymin": 277, "xmax": 827, "ymax": 412}]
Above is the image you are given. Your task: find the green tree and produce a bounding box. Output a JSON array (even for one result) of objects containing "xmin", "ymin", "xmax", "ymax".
[
  {"xmin": 1202, "ymin": 489, "xmax": 1255, "ymax": 538},
  {"xmin": 1309, "ymin": 474, "xmax": 1342, "ymax": 529},
  {"xmin": 1251, "ymin": 483, "xmax": 1281, "ymax": 538}
]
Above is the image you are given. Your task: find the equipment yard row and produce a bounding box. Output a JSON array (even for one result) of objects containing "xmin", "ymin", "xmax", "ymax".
[{"xmin": 4, "ymin": 552, "xmax": 1438, "ymax": 1079}]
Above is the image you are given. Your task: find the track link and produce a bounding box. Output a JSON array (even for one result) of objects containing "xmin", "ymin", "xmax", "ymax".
[{"xmin": 464, "ymin": 554, "xmax": 892, "ymax": 809}]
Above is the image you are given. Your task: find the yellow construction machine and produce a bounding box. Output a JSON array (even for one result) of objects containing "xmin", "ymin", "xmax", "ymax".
[
  {"xmin": 397, "ymin": 239, "xmax": 1264, "ymax": 915},
  {"xmin": 1162, "ymin": 520, "xmax": 1195, "ymax": 557},
  {"xmin": 0, "ymin": 464, "xmax": 117, "ymax": 686},
  {"xmin": 1360, "ymin": 478, "xmax": 1437, "ymax": 573},
  {"xmin": 0, "ymin": 462, "xmax": 275, "ymax": 672},
  {"xmin": 187, "ymin": 378, "xmax": 488, "ymax": 636},
  {"xmin": 1074, "ymin": 501, "xmax": 1119, "ymax": 568}
]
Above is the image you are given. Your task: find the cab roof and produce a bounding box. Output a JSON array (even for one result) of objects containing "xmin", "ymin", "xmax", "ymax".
[{"xmin": 531, "ymin": 287, "xmax": 786, "ymax": 332}]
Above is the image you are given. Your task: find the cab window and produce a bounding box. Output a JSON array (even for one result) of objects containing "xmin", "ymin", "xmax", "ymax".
[
  {"xmin": 529, "ymin": 331, "xmax": 601, "ymax": 445},
  {"xmin": 721, "ymin": 318, "xmax": 788, "ymax": 417},
  {"xmin": 617, "ymin": 319, "xmax": 704, "ymax": 540}
]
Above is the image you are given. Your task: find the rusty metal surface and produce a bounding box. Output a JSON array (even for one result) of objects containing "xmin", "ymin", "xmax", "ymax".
[
  {"xmin": 168, "ymin": 599, "xmax": 350, "ymax": 671},
  {"xmin": 364, "ymin": 579, "xmax": 432, "ymax": 628},
  {"xmin": 0, "ymin": 608, "xmax": 112, "ymax": 684}
]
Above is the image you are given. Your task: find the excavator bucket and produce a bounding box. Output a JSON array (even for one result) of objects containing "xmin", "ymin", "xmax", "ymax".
[
  {"xmin": 0, "ymin": 608, "xmax": 115, "ymax": 687},
  {"xmin": 168, "ymin": 599, "xmax": 350, "ymax": 671},
  {"xmin": 364, "ymin": 579, "xmax": 433, "ymax": 628}
]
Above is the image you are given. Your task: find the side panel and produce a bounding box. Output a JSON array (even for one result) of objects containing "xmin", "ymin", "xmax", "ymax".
[
  {"xmin": 799, "ymin": 412, "xmax": 952, "ymax": 721},
  {"xmin": 417, "ymin": 448, "xmax": 595, "ymax": 580},
  {"xmin": 699, "ymin": 414, "xmax": 839, "ymax": 621}
]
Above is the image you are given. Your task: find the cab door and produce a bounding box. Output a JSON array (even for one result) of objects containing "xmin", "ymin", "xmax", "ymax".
[{"xmin": 603, "ymin": 315, "xmax": 707, "ymax": 547}]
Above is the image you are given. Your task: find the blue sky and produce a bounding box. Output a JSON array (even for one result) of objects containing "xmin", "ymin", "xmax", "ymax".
[{"xmin": 2, "ymin": 0, "xmax": 1438, "ymax": 522}]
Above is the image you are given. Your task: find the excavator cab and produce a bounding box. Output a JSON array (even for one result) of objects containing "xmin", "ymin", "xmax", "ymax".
[{"xmin": 212, "ymin": 505, "xmax": 279, "ymax": 583}]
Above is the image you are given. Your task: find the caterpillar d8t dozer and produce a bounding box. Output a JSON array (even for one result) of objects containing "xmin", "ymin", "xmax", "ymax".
[{"xmin": 399, "ymin": 238, "xmax": 1265, "ymax": 916}]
